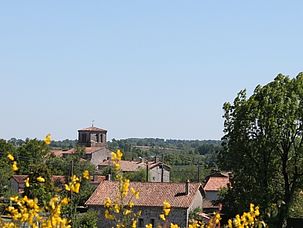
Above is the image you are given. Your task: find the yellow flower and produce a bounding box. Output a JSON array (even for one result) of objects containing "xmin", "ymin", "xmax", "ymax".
[
  {"xmin": 12, "ymin": 161, "xmax": 18, "ymax": 171},
  {"xmin": 111, "ymin": 152, "xmax": 117, "ymax": 160},
  {"xmin": 104, "ymin": 197, "xmax": 112, "ymax": 208},
  {"xmin": 163, "ymin": 200, "xmax": 171, "ymax": 216},
  {"xmin": 163, "ymin": 200, "xmax": 171, "ymax": 209},
  {"xmin": 44, "ymin": 133, "xmax": 51, "ymax": 145},
  {"xmin": 37, "ymin": 176, "xmax": 45, "ymax": 183},
  {"xmin": 71, "ymin": 182, "xmax": 80, "ymax": 193},
  {"xmin": 227, "ymin": 219, "xmax": 233, "ymax": 228},
  {"xmin": 61, "ymin": 197, "xmax": 69, "ymax": 206},
  {"xmin": 25, "ymin": 177, "xmax": 30, "ymax": 187},
  {"xmin": 105, "ymin": 209, "xmax": 114, "ymax": 220},
  {"xmin": 131, "ymin": 187, "xmax": 139, "ymax": 199},
  {"xmin": 164, "ymin": 208, "xmax": 171, "ymax": 216},
  {"xmin": 146, "ymin": 224, "xmax": 153, "ymax": 228},
  {"xmin": 71, "ymin": 175, "xmax": 79, "ymax": 182},
  {"xmin": 123, "ymin": 209, "xmax": 131, "ymax": 216},
  {"xmin": 82, "ymin": 170, "xmax": 90, "ymax": 180},
  {"xmin": 131, "ymin": 220, "xmax": 137, "ymax": 228},
  {"xmin": 122, "ymin": 179, "xmax": 130, "ymax": 196},
  {"xmin": 114, "ymin": 163, "xmax": 121, "ymax": 171},
  {"xmin": 255, "ymin": 206, "xmax": 260, "ymax": 216},
  {"xmin": 170, "ymin": 224, "xmax": 180, "ymax": 228},
  {"xmin": 65, "ymin": 184, "xmax": 71, "ymax": 191},
  {"xmin": 116, "ymin": 149, "xmax": 123, "ymax": 160},
  {"xmin": 7, "ymin": 153, "xmax": 15, "ymax": 161},
  {"xmin": 114, "ymin": 203, "xmax": 120, "ymax": 213},
  {"xmin": 129, "ymin": 201, "xmax": 134, "ymax": 208},
  {"xmin": 10, "ymin": 196, "xmax": 19, "ymax": 202},
  {"xmin": 160, "ymin": 213, "xmax": 166, "ymax": 221}
]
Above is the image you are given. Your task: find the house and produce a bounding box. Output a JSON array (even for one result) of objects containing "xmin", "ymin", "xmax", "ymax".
[
  {"xmin": 10, "ymin": 175, "xmax": 67, "ymax": 194},
  {"xmin": 51, "ymin": 126, "xmax": 111, "ymax": 167},
  {"xmin": 98, "ymin": 158, "xmax": 171, "ymax": 182},
  {"xmin": 202, "ymin": 172, "xmax": 230, "ymax": 213},
  {"xmin": 10, "ymin": 174, "xmax": 106, "ymax": 194},
  {"xmin": 86, "ymin": 180, "xmax": 204, "ymax": 228}
]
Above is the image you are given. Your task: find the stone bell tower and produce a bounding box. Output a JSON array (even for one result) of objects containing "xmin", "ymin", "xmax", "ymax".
[{"xmin": 78, "ymin": 125, "xmax": 107, "ymax": 147}]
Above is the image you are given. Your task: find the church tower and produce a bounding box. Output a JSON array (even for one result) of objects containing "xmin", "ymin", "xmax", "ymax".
[{"xmin": 78, "ymin": 126, "xmax": 107, "ymax": 147}]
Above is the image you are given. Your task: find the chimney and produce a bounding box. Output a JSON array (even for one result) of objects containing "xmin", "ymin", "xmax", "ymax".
[
  {"xmin": 185, "ymin": 180, "xmax": 190, "ymax": 195},
  {"xmin": 106, "ymin": 174, "xmax": 111, "ymax": 181}
]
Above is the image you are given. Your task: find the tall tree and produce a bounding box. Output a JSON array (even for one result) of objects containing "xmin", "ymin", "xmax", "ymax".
[{"xmin": 219, "ymin": 73, "xmax": 303, "ymax": 227}]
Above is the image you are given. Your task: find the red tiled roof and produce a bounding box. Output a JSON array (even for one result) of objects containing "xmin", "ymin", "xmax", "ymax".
[
  {"xmin": 90, "ymin": 175, "xmax": 106, "ymax": 186},
  {"xmin": 12, "ymin": 175, "xmax": 28, "ymax": 184},
  {"xmin": 99, "ymin": 160, "xmax": 145, "ymax": 172},
  {"xmin": 203, "ymin": 177, "xmax": 230, "ymax": 191},
  {"xmin": 51, "ymin": 176, "xmax": 67, "ymax": 184},
  {"xmin": 12, "ymin": 175, "xmax": 67, "ymax": 184},
  {"xmin": 53, "ymin": 147, "xmax": 109, "ymax": 156},
  {"xmin": 202, "ymin": 199, "xmax": 218, "ymax": 209},
  {"xmin": 51, "ymin": 150, "xmax": 64, "ymax": 157},
  {"xmin": 78, "ymin": 127, "xmax": 107, "ymax": 132},
  {"xmin": 86, "ymin": 181, "xmax": 203, "ymax": 208}
]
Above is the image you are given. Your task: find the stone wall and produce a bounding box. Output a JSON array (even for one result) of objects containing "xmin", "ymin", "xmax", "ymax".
[
  {"xmin": 91, "ymin": 205, "xmax": 189, "ymax": 228},
  {"xmin": 91, "ymin": 148, "xmax": 110, "ymax": 167},
  {"xmin": 149, "ymin": 165, "xmax": 170, "ymax": 182}
]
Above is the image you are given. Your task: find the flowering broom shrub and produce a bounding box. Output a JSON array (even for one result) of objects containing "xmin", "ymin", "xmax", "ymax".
[{"xmin": 0, "ymin": 134, "xmax": 90, "ymax": 228}]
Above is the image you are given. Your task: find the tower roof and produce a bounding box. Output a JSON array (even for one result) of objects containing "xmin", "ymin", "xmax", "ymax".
[{"xmin": 78, "ymin": 126, "xmax": 107, "ymax": 132}]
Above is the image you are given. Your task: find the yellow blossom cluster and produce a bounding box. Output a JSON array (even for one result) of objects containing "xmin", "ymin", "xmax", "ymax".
[
  {"xmin": 7, "ymin": 153, "xmax": 18, "ymax": 172},
  {"xmin": 44, "ymin": 134, "xmax": 51, "ymax": 145},
  {"xmin": 103, "ymin": 150, "xmax": 142, "ymax": 228},
  {"xmin": 0, "ymin": 134, "xmax": 91, "ymax": 228},
  {"xmin": 1, "ymin": 194, "xmax": 70, "ymax": 228},
  {"xmin": 65, "ymin": 175, "xmax": 81, "ymax": 193},
  {"xmin": 82, "ymin": 170, "xmax": 90, "ymax": 180},
  {"xmin": 227, "ymin": 204, "xmax": 264, "ymax": 228},
  {"xmin": 205, "ymin": 212, "xmax": 221, "ymax": 228},
  {"xmin": 111, "ymin": 149, "xmax": 123, "ymax": 171},
  {"xmin": 159, "ymin": 200, "xmax": 171, "ymax": 221},
  {"xmin": 188, "ymin": 220, "xmax": 203, "ymax": 228},
  {"xmin": 64, "ymin": 170, "xmax": 90, "ymax": 193}
]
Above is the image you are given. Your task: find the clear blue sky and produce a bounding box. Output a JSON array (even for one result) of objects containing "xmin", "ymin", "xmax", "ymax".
[{"xmin": 0, "ymin": 1, "xmax": 302, "ymax": 141}]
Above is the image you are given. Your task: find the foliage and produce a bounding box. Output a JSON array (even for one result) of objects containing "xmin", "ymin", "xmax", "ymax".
[
  {"xmin": 0, "ymin": 139, "xmax": 15, "ymax": 197},
  {"xmin": 72, "ymin": 210, "xmax": 98, "ymax": 228},
  {"xmin": 15, "ymin": 139, "xmax": 50, "ymax": 174},
  {"xmin": 219, "ymin": 73, "xmax": 303, "ymax": 226},
  {"xmin": 124, "ymin": 168, "xmax": 146, "ymax": 182}
]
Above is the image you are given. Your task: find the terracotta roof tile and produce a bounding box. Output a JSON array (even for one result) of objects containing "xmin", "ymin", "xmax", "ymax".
[
  {"xmin": 202, "ymin": 199, "xmax": 218, "ymax": 209},
  {"xmin": 99, "ymin": 160, "xmax": 144, "ymax": 172},
  {"xmin": 90, "ymin": 175, "xmax": 106, "ymax": 186},
  {"xmin": 203, "ymin": 177, "xmax": 229, "ymax": 191},
  {"xmin": 86, "ymin": 181, "xmax": 202, "ymax": 208},
  {"xmin": 12, "ymin": 175, "xmax": 28, "ymax": 184},
  {"xmin": 51, "ymin": 176, "xmax": 67, "ymax": 184},
  {"xmin": 51, "ymin": 150, "xmax": 64, "ymax": 157}
]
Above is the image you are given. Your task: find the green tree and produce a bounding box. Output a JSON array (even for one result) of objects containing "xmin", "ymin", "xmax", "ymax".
[
  {"xmin": 23, "ymin": 163, "xmax": 54, "ymax": 204},
  {"xmin": 72, "ymin": 210, "xmax": 98, "ymax": 228},
  {"xmin": 219, "ymin": 74, "xmax": 303, "ymax": 227},
  {"xmin": 15, "ymin": 139, "xmax": 50, "ymax": 174},
  {"xmin": 0, "ymin": 139, "xmax": 15, "ymax": 197}
]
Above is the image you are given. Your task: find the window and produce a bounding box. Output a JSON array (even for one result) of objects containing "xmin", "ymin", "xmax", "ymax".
[{"xmin": 138, "ymin": 218, "xmax": 144, "ymax": 227}]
